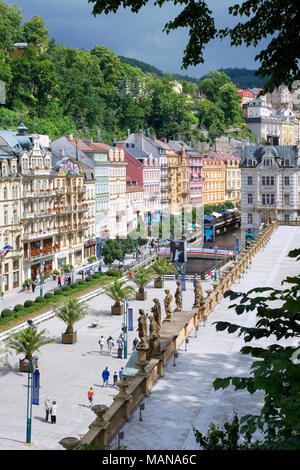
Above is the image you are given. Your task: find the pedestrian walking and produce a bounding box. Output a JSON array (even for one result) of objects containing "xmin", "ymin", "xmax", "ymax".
[
  {"xmin": 98, "ymin": 336, "xmax": 105, "ymax": 352},
  {"xmin": 113, "ymin": 371, "xmax": 118, "ymax": 386},
  {"xmin": 68, "ymin": 276, "xmax": 71, "ymax": 286},
  {"xmin": 31, "ymin": 282, "xmax": 36, "ymax": 293},
  {"xmin": 107, "ymin": 336, "xmax": 114, "ymax": 354},
  {"xmin": 50, "ymin": 401, "xmax": 57, "ymax": 424},
  {"xmin": 132, "ymin": 337, "xmax": 139, "ymax": 350},
  {"xmin": 102, "ymin": 367, "xmax": 110, "ymax": 387},
  {"xmin": 87, "ymin": 387, "xmax": 94, "ymax": 408},
  {"xmin": 117, "ymin": 342, "xmax": 123, "ymax": 359},
  {"xmin": 58, "ymin": 275, "xmax": 62, "ymax": 288},
  {"xmin": 119, "ymin": 367, "xmax": 124, "ymax": 380},
  {"xmin": 117, "ymin": 335, "xmax": 124, "ymax": 348},
  {"xmin": 26, "ymin": 281, "xmax": 30, "ymax": 292},
  {"xmin": 44, "ymin": 397, "xmax": 51, "ymax": 422}
]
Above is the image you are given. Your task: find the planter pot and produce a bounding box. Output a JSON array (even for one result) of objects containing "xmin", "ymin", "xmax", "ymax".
[
  {"xmin": 62, "ymin": 331, "xmax": 77, "ymax": 344},
  {"xmin": 154, "ymin": 278, "xmax": 164, "ymax": 288},
  {"xmin": 136, "ymin": 291, "xmax": 147, "ymax": 301},
  {"xmin": 111, "ymin": 305, "xmax": 123, "ymax": 315},
  {"xmin": 52, "ymin": 275, "xmax": 57, "ymax": 280},
  {"xmin": 19, "ymin": 357, "xmax": 38, "ymax": 372}
]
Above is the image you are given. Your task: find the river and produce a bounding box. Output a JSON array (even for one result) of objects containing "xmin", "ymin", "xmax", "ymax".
[{"xmin": 186, "ymin": 227, "xmax": 241, "ymax": 276}]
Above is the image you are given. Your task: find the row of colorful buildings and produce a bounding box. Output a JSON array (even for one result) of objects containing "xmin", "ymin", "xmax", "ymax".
[{"xmin": 0, "ymin": 125, "xmax": 242, "ymax": 293}]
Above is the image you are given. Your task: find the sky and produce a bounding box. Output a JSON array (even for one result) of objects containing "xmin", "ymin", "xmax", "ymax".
[{"xmin": 7, "ymin": 0, "xmax": 265, "ymax": 79}]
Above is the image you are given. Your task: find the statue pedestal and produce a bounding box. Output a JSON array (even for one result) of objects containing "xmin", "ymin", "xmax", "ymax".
[{"xmin": 135, "ymin": 346, "xmax": 149, "ymax": 376}]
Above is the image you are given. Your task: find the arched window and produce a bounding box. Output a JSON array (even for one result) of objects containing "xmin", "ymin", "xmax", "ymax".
[
  {"xmin": 3, "ymin": 187, "xmax": 7, "ymax": 199},
  {"xmin": 13, "ymin": 210, "xmax": 17, "ymax": 224},
  {"xmin": 4, "ymin": 211, "xmax": 8, "ymax": 225}
]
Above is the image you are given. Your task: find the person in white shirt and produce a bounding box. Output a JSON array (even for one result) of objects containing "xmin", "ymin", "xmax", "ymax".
[
  {"xmin": 50, "ymin": 401, "xmax": 57, "ymax": 424},
  {"xmin": 98, "ymin": 336, "xmax": 105, "ymax": 352},
  {"xmin": 44, "ymin": 397, "xmax": 51, "ymax": 422}
]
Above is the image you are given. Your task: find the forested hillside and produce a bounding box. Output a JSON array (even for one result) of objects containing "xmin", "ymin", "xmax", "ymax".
[
  {"xmin": 218, "ymin": 68, "xmax": 267, "ymax": 89},
  {"xmin": 0, "ymin": 0, "xmax": 249, "ymax": 144}
]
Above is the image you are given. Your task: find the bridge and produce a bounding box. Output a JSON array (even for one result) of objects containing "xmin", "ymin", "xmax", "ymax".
[{"xmin": 158, "ymin": 247, "xmax": 234, "ymax": 259}]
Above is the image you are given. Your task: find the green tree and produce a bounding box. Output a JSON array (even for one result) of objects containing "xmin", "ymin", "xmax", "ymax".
[
  {"xmin": 102, "ymin": 239, "xmax": 124, "ymax": 266},
  {"xmin": 103, "ymin": 279, "xmax": 135, "ymax": 307},
  {"xmin": 55, "ymin": 298, "xmax": 88, "ymax": 335},
  {"xmin": 22, "ymin": 15, "xmax": 49, "ymax": 47},
  {"xmin": 131, "ymin": 267, "xmax": 154, "ymax": 294},
  {"xmin": 217, "ymin": 82, "xmax": 243, "ymax": 127},
  {"xmin": 198, "ymin": 71, "xmax": 231, "ymax": 103},
  {"xmin": 89, "ymin": 0, "xmax": 300, "ymax": 94},
  {"xmin": 204, "ymin": 248, "xmax": 300, "ymax": 449},
  {"xmin": 0, "ymin": 0, "xmax": 23, "ymax": 52},
  {"xmin": 6, "ymin": 327, "xmax": 55, "ymax": 361},
  {"xmin": 195, "ymin": 99, "xmax": 225, "ymax": 139},
  {"xmin": 151, "ymin": 257, "xmax": 176, "ymax": 283}
]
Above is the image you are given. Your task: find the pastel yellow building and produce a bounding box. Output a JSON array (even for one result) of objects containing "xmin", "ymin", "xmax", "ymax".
[{"xmin": 202, "ymin": 157, "xmax": 226, "ymax": 206}]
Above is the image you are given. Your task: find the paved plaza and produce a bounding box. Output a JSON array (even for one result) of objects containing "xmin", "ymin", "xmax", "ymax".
[
  {"xmin": 0, "ymin": 225, "xmax": 299, "ymax": 450},
  {"xmin": 0, "ymin": 273, "xmax": 206, "ymax": 450}
]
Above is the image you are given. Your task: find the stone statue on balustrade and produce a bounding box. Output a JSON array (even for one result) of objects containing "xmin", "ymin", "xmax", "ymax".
[
  {"xmin": 137, "ymin": 309, "xmax": 148, "ymax": 349},
  {"xmin": 164, "ymin": 289, "xmax": 173, "ymax": 322},
  {"xmin": 174, "ymin": 280, "xmax": 182, "ymax": 312},
  {"xmin": 193, "ymin": 279, "xmax": 203, "ymax": 308},
  {"xmin": 148, "ymin": 314, "xmax": 161, "ymax": 356},
  {"xmin": 151, "ymin": 298, "xmax": 161, "ymax": 336}
]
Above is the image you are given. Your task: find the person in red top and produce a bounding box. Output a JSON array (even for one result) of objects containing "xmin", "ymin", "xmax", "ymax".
[
  {"xmin": 87, "ymin": 387, "xmax": 94, "ymax": 408},
  {"xmin": 58, "ymin": 274, "xmax": 62, "ymax": 288}
]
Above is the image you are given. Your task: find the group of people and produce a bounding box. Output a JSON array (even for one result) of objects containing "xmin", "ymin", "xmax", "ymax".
[
  {"xmin": 98, "ymin": 335, "xmax": 127, "ymax": 358},
  {"xmin": 87, "ymin": 367, "xmax": 125, "ymax": 408},
  {"xmin": 57, "ymin": 274, "xmax": 72, "ymax": 288},
  {"xmin": 44, "ymin": 398, "xmax": 57, "ymax": 424},
  {"xmin": 98, "ymin": 335, "xmax": 139, "ymax": 356},
  {"xmin": 101, "ymin": 366, "xmax": 124, "ymax": 388},
  {"xmin": 25, "ymin": 280, "xmax": 37, "ymax": 293}
]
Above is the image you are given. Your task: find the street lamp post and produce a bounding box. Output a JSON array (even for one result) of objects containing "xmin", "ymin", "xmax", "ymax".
[
  {"xmin": 40, "ymin": 260, "xmax": 44, "ymax": 297},
  {"xmin": 214, "ymin": 246, "xmax": 218, "ymax": 281},
  {"xmin": 233, "ymin": 232, "xmax": 237, "ymax": 261},
  {"xmin": 97, "ymin": 238, "xmax": 103, "ymax": 272},
  {"xmin": 136, "ymin": 211, "xmax": 140, "ymax": 261},
  {"xmin": 122, "ymin": 298, "xmax": 128, "ymax": 359},
  {"xmin": 26, "ymin": 359, "xmax": 34, "ymax": 444}
]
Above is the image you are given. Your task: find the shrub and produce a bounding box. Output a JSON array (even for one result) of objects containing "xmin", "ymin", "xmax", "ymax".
[
  {"xmin": 106, "ymin": 269, "xmax": 122, "ymax": 278},
  {"xmin": 86, "ymin": 276, "xmax": 93, "ymax": 282},
  {"xmin": 1, "ymin": 308, "xmax": 13, "ymax": 318},
  {"xmin": 44, "ymin": 292, "xmax": 54, "ymax": 299},
  {"xmin": 62, "ymin": 286, "xmax": 70, "ymax": 291},
  {"xmin": 92, "ymin": 273, "xmax": 100, "ymax": 279},
  {"xmin": 24, "ymin": 300, "xmax": 34, "ymax": 308},
  {"xmin": 14, "ymin": 304, "xmax": 24, "ymax": 312},
  {"xmin": 70, "ymin": 282, "xmax": 78, "ymax": 289},
  {"xmin": 78, "ymin": 280, "xmax": 87, "ymax": 285},
  {"xmin": 88, "ymin": 256, "xmax": 97, "ymax": 263},
  {"xmin": 35, "ymin": 296, "xmax": 44, "ymax": 303},
  {"xmin": 54, "ymin": 289, "xmax": 62, "ymax": 295}
]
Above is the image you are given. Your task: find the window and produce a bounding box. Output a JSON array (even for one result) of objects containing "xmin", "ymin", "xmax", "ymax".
[
  {"xmin": 247, "ymin": 176, "xmax": 253, "ymax": 185},
  {"xmin": 262, "ymin": 193, "xmax": 275, "ymax": 205},
  {"xmin": 284, "ymin": 194, "xmax": 290, "ymax": 205},
  {"xmin": 248, "ymin": 193, "xmax": 253, "ymax": 204},
  {"xmin": 262, "ymin": 176, "xmax": 274, "ymax": 186},
  {"xmin": 284, "ymin": 176, "xmax": 290, "ymax": 185},
  {"xmin": 263, "ymin": 158, "xmax": 273, "ymax": 167},
  {"xmin": 248, "ymin": 213, "xmax": 253, "ymax": 224}
]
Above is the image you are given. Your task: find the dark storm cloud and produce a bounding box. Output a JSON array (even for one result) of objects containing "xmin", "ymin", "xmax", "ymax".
[{"xmin": 7, "ymin": 0, "xmax": 264, "ymax": 78}]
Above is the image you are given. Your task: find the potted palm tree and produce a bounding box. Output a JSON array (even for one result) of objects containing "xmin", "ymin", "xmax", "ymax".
[
  {"xmin": 6, "ymin": 327, "xmax": 55, "ymax": 372},
  {"xmin": 151, "ymin": 257, "xmax": 176, "ymax": 288},
  {"xmin": 131, "ymin": 267, "xmax": 154, "ymax": 300},
  {"xmin": 54, "ymin": 298, "xmax": 88, "ymax": 344},
  {"xmin": 103, "ymin": 279, "xmax": 135, "ymax": 314}
]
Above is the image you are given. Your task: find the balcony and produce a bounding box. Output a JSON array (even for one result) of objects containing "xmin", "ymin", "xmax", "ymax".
[{"xmin": 23, "ymin": 229, "xmax": 58, "ymax": 241}]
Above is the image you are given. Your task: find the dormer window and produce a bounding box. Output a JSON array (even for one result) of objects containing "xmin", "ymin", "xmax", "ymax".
[
  {"xmin": 247, "ymin": 158, "xmax": 253, "ymax": 166},
  {"xmin": 284, "ymin": 158, "xmax": 290, "ymax": 166},
  {"xmin": 263, "ymin": 158, "xmax": 273, "ymax": 167}
]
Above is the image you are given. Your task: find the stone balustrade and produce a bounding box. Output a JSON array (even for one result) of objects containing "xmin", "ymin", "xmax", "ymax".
[{"xmin": 59, "ymin": 221, "xmax": 278, "ymax": 451}]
